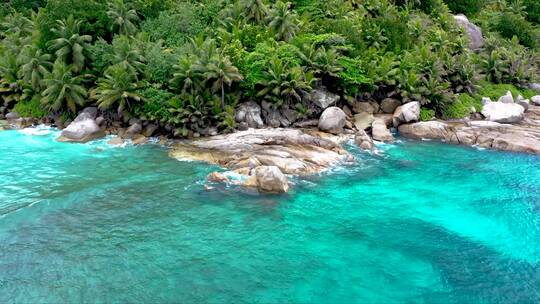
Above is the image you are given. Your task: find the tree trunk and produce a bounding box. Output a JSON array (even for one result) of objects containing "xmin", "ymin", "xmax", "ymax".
[{"xmin": 221, "ymin": 79, "xmax": 225, "ymax": 111}]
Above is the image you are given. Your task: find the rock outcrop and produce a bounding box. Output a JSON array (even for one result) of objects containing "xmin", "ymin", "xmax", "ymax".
[
  {"xmin": 318, "ymin": 106, "xmax": 346, "ymax": 134},
  {"xmin": 235, "ymin": 101, "xmax": 265, "ymax": 129},
  {"xmin": 57, "ymin": 107, "xmax": 105, "ymax": 143},
  {"xmin": 398, "ymin": 105, "xmax": 540, "ymax": 154},
  {"xmin": 170, "ymin": 128, "xmax": 351, "ymax": 176},
  {"xmin": 454, "ymin": 14, "xmax": 485, "ymax": 50}
]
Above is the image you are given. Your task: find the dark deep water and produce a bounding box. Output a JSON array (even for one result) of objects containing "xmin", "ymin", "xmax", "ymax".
[{"xmin": 1, "ymin": 126, "xmax": 540, "ymax": 303}]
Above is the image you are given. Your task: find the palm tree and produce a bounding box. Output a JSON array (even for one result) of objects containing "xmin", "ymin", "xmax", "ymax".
[
  {"xmin": 17, "ymin": 46, "xmax": 52, "ymax": 91},
  {"xmin": 0, "ymin": 13, "xmax": 33, "ymax": 37},
  {"xmin": 0, "ymin": 53, "xmax": 23, "ymax": 107},
  {"xmin": 109, "ymin": 35, "xmax": 145, "ymax": 77},
  {"xmin": 257, "ymin": 57, "xmax": 313, "ymax": 108},
  {"xmin": 268, "ymin": 1, "xmax": 300, "ymax": 42},
  {"xmin": 313, "ymin": 46, "xmax": 342, "ymax": 79},
  {"xmin": 242, "ymin": 0, "xmax": 269, "ymax": 24},
  {"xmin": 48, "ymin": 15, "xmax": 92, "ymax": 73},
  {"xmin": 107, "ymin": 0, "xmax": 140, "ymax": 36},
  {"xmin": 198, "ymin": 53, "xmax": 243, "ymax": 111},
  {"xmin": 41, "ymin": 62, "xmax": 88, "ymax": 113},
  {"xmin": 170, "ymin": 55, "xmax": 201, "ymax": 97},
  {"xmin": 94, "ymin": 64, "xmax": 142, "ymax": 117}
]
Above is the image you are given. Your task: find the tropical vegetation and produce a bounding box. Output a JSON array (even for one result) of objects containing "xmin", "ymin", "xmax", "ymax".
[{"xmin": 0, "ymin": 0, "xmax": 539, "ymax": 134}]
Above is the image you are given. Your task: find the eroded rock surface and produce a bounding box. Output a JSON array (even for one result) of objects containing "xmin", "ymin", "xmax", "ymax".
[
  {"xmin": 399, "ymin": 106, "xmax": 540, "ymax": 154},
  {"xmin": 170, "ymin": 128, "xmax": 351, "ymax": 176},
  {"xmin": 57, "ymin": 107, "xmax": 105, "ymax": 143}
]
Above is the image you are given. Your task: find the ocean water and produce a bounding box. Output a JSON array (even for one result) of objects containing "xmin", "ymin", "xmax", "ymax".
[{"xmin": 1, "ymin": 126, "xmax": 540, "ymax": 304}]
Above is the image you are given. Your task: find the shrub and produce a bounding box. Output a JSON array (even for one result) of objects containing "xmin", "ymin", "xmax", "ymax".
[
  {"xmin": 475, "ymin": 82, "xmax": 536, "ymax": 100},
  {"xmin": 495, "ymin": 12, "xmax": 538, "ymax": 49},
  {"xmin": 443, "ymin": 0, "xmax": 484, "ymax": 16},
  {"xmin": 140, "ymin": 3, "xmax": 205, "ymax": 47},
  {"xmin": 420, "ymin": 108, "xmax": 435, "ymax": 121},
  {"xmin": 13, "ymin": 96, "xmax": 48, "ymax": 118},
  {"xmin": 524, "ymin": 0, "xmax": 540, "ymax": 25},
  {"xmin": 441, "ymin": 93, "xmax": 480, "ymax": 119}
]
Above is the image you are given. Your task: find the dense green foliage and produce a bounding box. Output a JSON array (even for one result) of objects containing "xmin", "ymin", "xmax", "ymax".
[{"xmin": 0, "ymin": 0, "xmax": 539, "ymax": 135}]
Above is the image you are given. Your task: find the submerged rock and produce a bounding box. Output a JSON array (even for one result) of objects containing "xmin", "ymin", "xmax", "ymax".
[
  {"xmin": 57, "ymin": 108, "xmax": 105, "ymax": 143},
  {"xmin": 254, "ymin": 166, "xmax": 289, "ymax": 193},
  {"xmin": 108, "ymin": 137, "xmax": 125, "ymax": 146},
  {"xmin": 354, "ymin": 130, "xmax": 374, "ymax": 150},
  {"xmin": 318, "ymin": 107, "xmax": 346, "ymax": 134}
]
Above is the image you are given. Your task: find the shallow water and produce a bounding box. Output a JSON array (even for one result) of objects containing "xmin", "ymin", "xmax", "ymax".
[{"xmin": 1, "ymin": 127, "xmax": 540, "ymax": 303}]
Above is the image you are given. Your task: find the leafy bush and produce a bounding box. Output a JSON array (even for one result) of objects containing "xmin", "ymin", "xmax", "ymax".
[
  {"xmin": 475, "ymin": 82, "xmax": 536, "ymax": 100},
  {"xmin": 420, "ymin": 108, "xmax": 435, "ymax": 121},
  {"xmin": 140, "ymin": 3, "xmax": 205, "ymax": 47},
  {"xmin": 495, "ymin": 12, "xmax": 538, "ymax": 49},
  {"xmin": 443, "ymin": 0, "xmax": 484, "ymax": 16},
  {"xmin": 524, "ymin": 0, "xmax": 540, "ymax": 25},
  {"xmin": 442, "ymin": 93, "xmax": 480, "ymax": 119},
  {"xmin": 13, "ymin": 95, "xmax": 48, "ymax": 118}
]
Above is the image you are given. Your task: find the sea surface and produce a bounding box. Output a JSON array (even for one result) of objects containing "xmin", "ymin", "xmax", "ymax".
[{"xmin": 1, "ymin": 126, "xmax": 540, "ymax": 303}]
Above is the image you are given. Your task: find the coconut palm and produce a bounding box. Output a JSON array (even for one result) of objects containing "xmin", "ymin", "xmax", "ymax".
[
  {"xmin": 313, "ymin": 46, "xmax": 342, "ymax": 79},
  {"xmin": 107, "ymin": 0, "xmax": 139, "ymax": 36},
  {"xmin": 242, "ymin": 0, "xmax": 269, "ymax": 24},
  {"xmin": 94, "ymin": 64, "xmax": 142, "ymax": 117},
  {"xmin": 0, "ymin": 13, "xmax": 33, "ymax": 37},
  {"xmin": 48, "ymin": 15, "xmax": 92, "ymax": 72},
  {"xmin": 170, "ymin": 55, "xmax": 201, "ymax": 97},
  {"xmin": 109, "ymin": 35, "xmax": 145, "ymax": 77},
  {"xmin": 17, "ymin": 46, "xmax": 52, "ymax": 91},
  {"xmin": 197, "ymin": 53, "xmax": 243, "ymax": 111},
  {"xmin": 0, "ymin": 53, "xmax": 23, "ymax": 107},
  {"xmin": 41, "ymin": 62, "xmax": 88, "ymax": 113},
  {"xmin": 257, "ymin": 57, "xmax": 313, "ymax": 108},
  {"xmin": 268, "ymin": 1, "xmax": 300, "ymax": 42}
]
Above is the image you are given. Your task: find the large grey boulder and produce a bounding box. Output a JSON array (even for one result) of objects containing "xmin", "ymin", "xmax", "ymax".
[
  {"xmin": 318, "ymin": 106, "xmax": 346, "ymax": 134},
  {"xmin": 454, "ymin": 14, "xmax": 484, "ymax": 50},
  {"xmin": 309, "ymin": 88, "xmax": 340, "ymax": 109},
  {"xmin": 393, "ymin": 101, "xmax": 420, "ymax": 127},
  {"xmin": 531, "ymin": 96, "xmax": 540, "ymax": 106},
  {"xmin": 372, "ymin": 117, "xmax": 394, "ymax": 143},
  {"xmin": 481, "ymin": 101, "xmax": 524, "ymax": 123},
  {"xmin": 254, "ymin": 166, "xmax": 289, "ymax": 193},
  {"xmin": 5, "ymin": 112, "xmax": 19, "ymax": 120},
  {"xmin": 57, "ymin": 107, "xmax": 105, "ymax": 143},
  {"xmin": 235, "ymin": 101, "xmax": 264, "ymax": 128}
]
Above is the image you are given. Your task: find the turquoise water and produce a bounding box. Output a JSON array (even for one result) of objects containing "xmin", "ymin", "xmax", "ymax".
[{"xmin": 1, "ymin": 126, "xmax": 540, "ymax": 303}]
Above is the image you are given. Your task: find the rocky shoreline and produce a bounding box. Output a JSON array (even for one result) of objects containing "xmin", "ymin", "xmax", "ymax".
[{"xmin": 3, "ymin": 89, "xmax": 540, "ymax": 194}]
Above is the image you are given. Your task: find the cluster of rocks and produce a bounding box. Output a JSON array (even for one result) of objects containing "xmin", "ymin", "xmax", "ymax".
[
  {"xmin": 399, "ymin": 92, "xmax": 540, "ymax": 154},
  {"xmin": 170, "ymin": 128, "xmax": 353, "ymax": 193}
]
